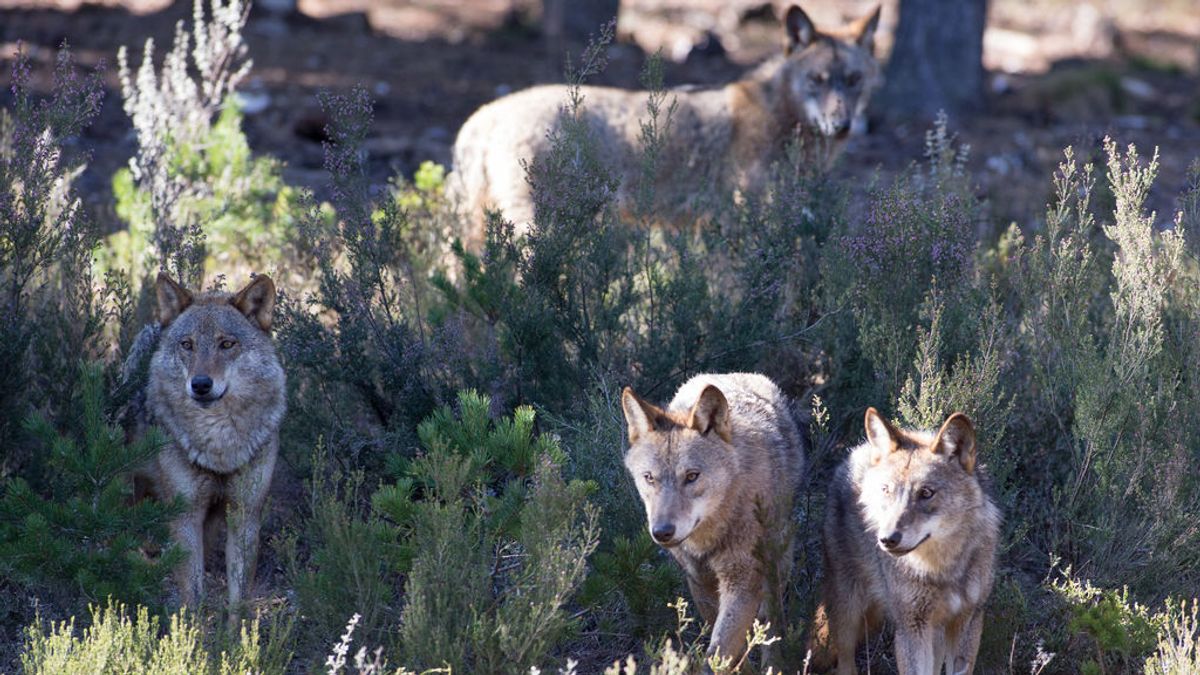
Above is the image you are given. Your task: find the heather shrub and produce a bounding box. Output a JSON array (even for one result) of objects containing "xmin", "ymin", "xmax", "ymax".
[
  {"xmin": 21, "ymin": 600, "xmax": 291, "ymax": 674},
  {"xmin": 109, "ymin": 0, "xmax": 308, "ymax": 296},
  {"xmin": 275, "ymin": 86, "xmax": 461, "ymax": 474},
  {"xmin": 0, "ymin": 44, "xmax": 107, "ymax": 464},
  {"xmin": 1144, "ymin": 600, "xmax": 1200, "ymax": 675}
]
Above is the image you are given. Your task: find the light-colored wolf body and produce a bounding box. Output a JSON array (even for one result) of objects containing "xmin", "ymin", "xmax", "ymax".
[
  {"xmin": 134, "ymin": 272, "xmax": 286, "ymax": 614},
  {"xmin": 622, "ymin": 373, "xmax": 805, "ymax": 663},
  {"xmin": 449, "ymin": 4, "xmax": 881, "ymax": 248},
  {"xmin": 811, "ymin": 409, "xmax": 1001, "ymax": 675}
]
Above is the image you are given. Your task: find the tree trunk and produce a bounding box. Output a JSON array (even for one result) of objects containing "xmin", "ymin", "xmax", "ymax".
[
  {"xmin": 542, "ymin": 0, "xmax": 620, "ymax": 43},
  {"xmin": 881, "ymin": 0, "xmax": 988, "ymax": 118}
]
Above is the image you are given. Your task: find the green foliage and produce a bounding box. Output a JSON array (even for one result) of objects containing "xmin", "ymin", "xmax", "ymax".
[
  {"xmin": 103, "ymin": 98, "xmax": 303, "ymax": 292},
  {"xmin": 21, "ymin": 600, "xmax": 288, "ymax": 674},
  {"xmin": 1053, "ymin": 570, "xmax": 1164, "ymax": 672},
  {"xmin": 0, "ymin": 363, "xmax": 182, "ymax": 610},
  {"xmin": 276, "ymin": 443, "xmax": 401, "ymax": 656},
  {"xmin": 581, "ymin": 533, "xmax": 681, "ymax": 637},
  {"xmin": 377, "ymin": 390, "xmax": 600, "ymax": 673}
]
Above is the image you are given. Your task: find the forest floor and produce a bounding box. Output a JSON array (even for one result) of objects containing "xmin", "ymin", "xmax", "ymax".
[{"xmin": 0, "ymin": 0, "xmax": 1198, "ymax": 233}]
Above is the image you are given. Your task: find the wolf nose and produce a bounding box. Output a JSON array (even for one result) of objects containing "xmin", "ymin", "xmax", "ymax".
[
  {"xmin": 879, "ymin": 531, "xmax": 902, "ymax": 549},
  {"xmin": 834, "ymin": 120, "xmax": 851, "ymax": 137},
  {"xmin": 651, "ymin": 523, "xmax": 676, "ymax": 544},
  {"xmin": 191, "ymin": 375, "xmax": 213, "ymax": 396}
]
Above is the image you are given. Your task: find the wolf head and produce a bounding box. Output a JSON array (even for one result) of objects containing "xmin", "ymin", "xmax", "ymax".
[
  {"xmin": 621, "ymin": 385, "xmax": 737, "ymax": 548},
  {"xmin": 154, "ymin": 272, "xmax": 280, "ymax": 410},
  {"xmin": 778, "ymin": 4, "xmax": 881, "ymax": 139},
  {"xmin": 856, "ymin": 408, "xmax": 983, "ymax": 560}
]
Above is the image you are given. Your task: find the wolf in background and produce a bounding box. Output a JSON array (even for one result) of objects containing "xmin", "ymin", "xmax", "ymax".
[
  {"xmin": 448, "ymin": 3, "xmax": 882, "ymax": 247},
  {"xmin": 621, "ymin": 373, "xmax": 806, "ymax": 664},
  {"xmin": 127, "ymin": 272, "xmax": 286, "ymax": 616},
  {"xmin": 810, "ymin": 408, "xmax": 1001, "ymax": 674}
]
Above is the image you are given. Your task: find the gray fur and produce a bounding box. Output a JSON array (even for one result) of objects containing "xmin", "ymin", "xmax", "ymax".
[
  {"xmin": 134, "ymin": 273, "xmax": 285, "ymax": 617},
  {"xmin": 811, "ymin": 410, "xmax": 1001, "ymax": 674},
  {"xmin": 623, "ymin": 373, "xmax": 806, "ymax": 664}
]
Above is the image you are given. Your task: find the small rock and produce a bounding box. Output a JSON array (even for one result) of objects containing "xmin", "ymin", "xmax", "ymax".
[
  {"xmin": 235, "ymin": 89, "xmax": 271, "ymax": 115},
  {"xmin": 1119, "ymin": 77, "xmax": 1155, "ymax": 101}
]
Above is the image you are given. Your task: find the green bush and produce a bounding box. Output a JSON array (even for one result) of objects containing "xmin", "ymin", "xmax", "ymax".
[
  {"xmin": 0, "ymin": 363, "xmax": 182, "ymax": 611},
  {"xmin": 275, "ymin": 444, "xmax": 401, "ymax": 658},
  {"xmin": 375, "ymin": 390, "xmax": 599, "ymax": 673}
]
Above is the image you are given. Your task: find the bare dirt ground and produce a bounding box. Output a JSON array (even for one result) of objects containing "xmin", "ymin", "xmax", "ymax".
[{"xmin": 1, "ymin": 0, "xmax": 1198, "ymax": 234}]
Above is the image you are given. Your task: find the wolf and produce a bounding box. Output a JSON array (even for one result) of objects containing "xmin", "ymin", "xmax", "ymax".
[
  {"xmin": 809, "ymin": 409, "xmax": 1001, "ymax": 675},
  {"xmin": 448, "ymin": 3, "xmax": 881, "ymax": 248},
  {"xmin": 131, "ymin": 272, "xmax": 286, "ymax": 615},
  {"xmin": 621, "ymin": 373, "xmax": 805, "ymax": 664}
]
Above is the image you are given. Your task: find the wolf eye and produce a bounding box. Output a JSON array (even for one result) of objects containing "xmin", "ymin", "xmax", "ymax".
[
  {"xmin": 880, "ymin": 483, "xmax": 890, "ymax": 494},
  {"xmin": 180, "ymin": 339, "xmax": 193, "ymax": 351},
  {"xmin": 643, "ymin": 472, "xmax": 655, "ymax": 485},
  {"xmin": 684, "ymin": 471, "xmax": 700, "ymax": 484},
  {"xmin": 847, "ymin": 72, "xmax": 862, "ymax": 87},
  {"xmin": 219, "ymin": 339, "xmax": 237, "ymax": 350},
  {"xmin": 808, "ymin": 72, "xmax": 827, "ymax": 86},
  {"xmin": 918, "ymin": 487, "xmax": 936, "ymax": 500}
]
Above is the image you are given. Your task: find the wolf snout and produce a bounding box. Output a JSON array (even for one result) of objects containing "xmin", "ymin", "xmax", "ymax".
[
  {"xmin": 651, "ymin": 523, "xmax": 676, "ymax": 544},
  {"xmin": 879, "ymin": 531, "xmax": 903, "ymax": 550},
  {"xmin": 190, "ymin": 375, "xmax": 213, "ymax": 396},
  {"xmin": 189, "ymin": 375, "xmax": 223, "ymax": 403}
]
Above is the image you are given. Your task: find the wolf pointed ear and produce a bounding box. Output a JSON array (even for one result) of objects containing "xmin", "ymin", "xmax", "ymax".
[
  {"xmin": 932, "ymin": 412, "xmax": 976, "ymax": 473},
  {"xmin": 622, "ymin": 387, "xmax": 663, "ymax": 445},
  {"xmin": 156, "ymin": 272, "xmax": 192, "ymax": 327},
  {"xmin": 232, "ymin": 274, "xmax": 277, "ymax": 332},
  {"xmin": 688, "ymin": 385, "xmax": 732, "ymax": 443},
  {"xmin": 850, "ymin": 5, "xmax": 881, "ymax": 52},
  {"xmin": 864, "ymin": 407, "xmax": 899, "ymax": 463},
  {"xmin": 784, "ymin": 5, "xmax": 817, "ymax": 53}
]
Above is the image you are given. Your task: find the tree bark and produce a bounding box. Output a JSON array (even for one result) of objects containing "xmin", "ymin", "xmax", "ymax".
[
  {"xmin": 542, "ymin": 0, "xmax": 620, "ymax": 43},
  {"xmin": 881, "ymin": 0, "xmax": 989, "ymax": 118}
]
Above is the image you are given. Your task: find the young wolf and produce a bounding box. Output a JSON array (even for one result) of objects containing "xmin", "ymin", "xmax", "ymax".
[
  {"xmin": 449, "ymin": 3, "xmax": 881, "ymax": 248},
  {"xmin": 622, "ymin": 373, "xmax": 805, "ymax": 663},
  {"xmin": 810, "ymin": 409, "xmax": 1001, "ymax": 675},
  {"xmin": 133, "ymin": 272, "xmax": 286, "ymax": 614}
]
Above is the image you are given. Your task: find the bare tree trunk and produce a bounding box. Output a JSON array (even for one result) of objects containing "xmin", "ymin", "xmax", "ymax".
[
  {"xmin": 881, "ymin": 0, "xmax": 988, "ymax": 118},
  {"xmin": 542, "ymin": 0, "xmax": 620, "ymax": 43}
]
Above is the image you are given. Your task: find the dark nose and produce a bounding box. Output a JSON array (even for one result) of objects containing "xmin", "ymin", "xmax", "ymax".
[
  {"xmin": 834, "ymin": 120, "xmax": 851, "ymax": 137},
  {"xmin": 880, "ymin": 531, "xmax": 902, "ymax": 549},
  {"xmin": 651, "ymin": 523, "xmax": 675, "ymax": 544},
  {"xmin": 191, "ymin": 375, "xmax": 213, "ymax": 396}
]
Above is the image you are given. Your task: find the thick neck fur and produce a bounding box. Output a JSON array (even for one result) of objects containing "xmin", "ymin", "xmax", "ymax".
[{"xmin": 149, "ymin": 381, "xmax": 285, "ymax": 474}]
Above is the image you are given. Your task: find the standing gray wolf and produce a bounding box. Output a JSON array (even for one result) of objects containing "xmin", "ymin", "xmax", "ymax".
[
  {"xmin": 132, "ymin": 272, "xmax": 286, "ymax": 615},
  {"xmin": 621, "ymin": 373, "xmax": 805, "ymax": 664},
  {"xmin": 810, "ymin": 409, "xmax": 1001, "ymax": 674},
  {"xmin": 448, "ymin": 3, "xmax": 881, "ymax": 248}
]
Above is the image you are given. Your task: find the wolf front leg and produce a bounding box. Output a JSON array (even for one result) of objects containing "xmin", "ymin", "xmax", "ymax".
[
  {"xmin": 893, "ymin": 624, "xmax": 936, "ymax": 675},
  {"xmin": 172, "ymin": 508, "xmax": 206, "ymax": 606},
  {"xmin": 949, "ymin": 608, "xmax": 984, "ymax": 674},
  {"xmin": 707, "ymin": 572, "xmax": 763, "ymax": 669},
  {"xmin": 225, "ymin": 441, "xmax": 277, "ymax": 621}
]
